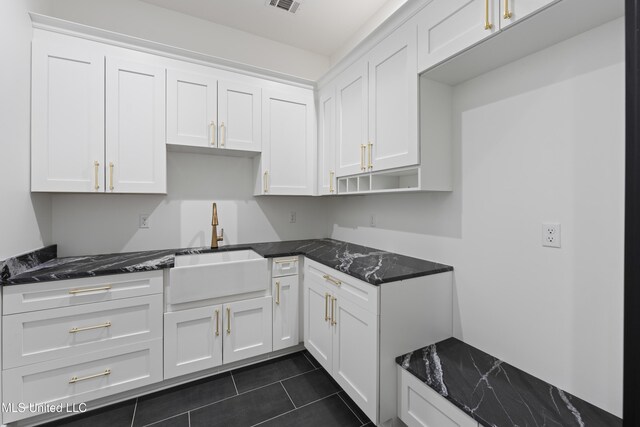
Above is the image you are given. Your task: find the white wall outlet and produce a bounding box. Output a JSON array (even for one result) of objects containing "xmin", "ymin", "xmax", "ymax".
[
  {"xmin": 289, "ymin": 211, "xmax": 297, "ymax": 223},
  {"xmin": 139, "ymin": 214, "xmax": 150, "ymax": 229},
  {"xmin": 542, "ymin": 223, "xmax": 561, "ymax": 248},
  {"xmin": 370, "ymin": 214, "xmax": 376, "ymax": 227}
]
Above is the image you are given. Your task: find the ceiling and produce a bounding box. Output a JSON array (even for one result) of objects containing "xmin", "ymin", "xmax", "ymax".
[{"xmin": 139, "ymin": 0, "xmax": 405, "ymax": 57}]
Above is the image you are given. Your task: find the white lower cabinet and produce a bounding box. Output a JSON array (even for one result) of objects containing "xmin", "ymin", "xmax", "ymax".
[
  {"xmin": 223, "ymin": 296, "xmax": 273, "ymax": 364},
  {"xmin": 398, "ymin": 367, "xmax": 478, "ymax": 427},
  {"xmin": 272, "ymin": 275, "xmax": 299, "ymax": 351}
]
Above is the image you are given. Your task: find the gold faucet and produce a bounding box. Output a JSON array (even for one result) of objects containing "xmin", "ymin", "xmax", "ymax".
[{"xmin": 211, "ymin": 202, "xmax": 224, "ymax": 248}]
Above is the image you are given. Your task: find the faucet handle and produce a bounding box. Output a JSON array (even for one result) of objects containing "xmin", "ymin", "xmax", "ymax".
[{"xmin": 217, "ymin": 228, "xmax": 224, "ymax": 242}]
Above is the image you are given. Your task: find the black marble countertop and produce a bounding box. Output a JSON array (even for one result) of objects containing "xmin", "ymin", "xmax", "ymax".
[
  {"xmin": 0, "ymin": 239, "xmax": 452, "ymax": 286},
  {"xmin": 397, "ymin": 338, "xmax": 621, "ymax": 427}
]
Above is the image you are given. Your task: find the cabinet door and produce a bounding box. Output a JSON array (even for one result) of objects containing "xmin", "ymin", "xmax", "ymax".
[
  {"xmin": 164, "ymin": 305, "xmax": 223, "ymax": 379},
  {"xmin": 318, "ymin": 86, "xmax": 337, "ymax": 195},
  {"xmin": 261, "ymin": 90, "xmax": 315, "ymax": 195},
  {"xmin": 499, "ymin": 0, "xmax": 557, "ymax": 28},
  {"xmin": 166, "ymin": 68, "xmax": 217, "ymax": 148},
  {"xmin": 223, "ymin": 297, "xmax": 272, "ymax": 364},
  {"xmin": 106, "ymin": 57, "xmax": 166, "ymax": 194},
  {"xmin": 273, "ymin": 276, "xmax": 299, "ymax": 351},
  {"xmin": 303, "ymin": 279, "xmax": 333, "ymax": 372},
  {"xmin": 31, "ymin": 38, "xmax": 104, "ymax": 192},
  {"xmin": 218, "ymin": 80, "xmax": 261, "ymax": 152},
  {"xmin": 336, "ymin": 61, "xmax": 368, "ymax": 177},
  {"xmin": 417, "ymin": 0, "xmax": 499, "ymax": 73},
  {"xmin": 332, "ymin": 296, "xmax": 378, "ymax": 423},
  {"xmin": 368, "ymin": 22, "xmax": 418, "ymax": 172}
]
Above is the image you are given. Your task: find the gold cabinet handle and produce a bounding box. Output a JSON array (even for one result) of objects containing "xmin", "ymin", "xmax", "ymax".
[
  {"xmin": 220, "ymin": 122, "xmax": 225, "ymax": 147},
  {"xmin": 263, "ymin": 170, "xmax": 269, "ymax": 193},
  {"xmin": 69, "ymin": 285, "xmax": 112, "ymax": 295},
  {"xmin": 484, "ymin": 0, "xmax": 493, "ymax": 29},
  {"xmin": 69, "ymin": 369, "xmax": 111, "ymax": 384},
  {"xmin": 329, "ymin": 171, "xmax": 335, "ymax": 193},
  {"xmin": 323, "ymin": 274, "xmax": 342, "ymax": 287},
  {"xmin": 215, "ymin": 309, "xmax": 220, "ymax": 336},
  {"xmin": 275, "ymin": 281, "xmax": 281, "ymax": 305},
  {"xmin": 226, "ymin": 306, "xmax": 231, "ymax": 334},
  {"xmin": 325, "ymin": 293, "xmax": 330, "ymax": 322},
  {"xmin": 94, "ymin": 161, "xmax": 100, "ymax": 191},
  {"xmin": 69, "ymin": 321, "xmax": 111, "ymax": 334},
  {"xmin": 503, "ymin": 0, "xmax": 512, "ymax": 19},
  {"xmin": 360, "ymin": 144, "xmax": 366, "ymax": 170},
  {"xmin": 210, "ymin": 121, "xmax": 217, "ymax": 146},
  {"xmin": 331, "ymin": 297, "xmax": 337, "ymax": 326},
  {"xmin": 109, "ymin": 162, "xmax": 114, "ymax": 191},
  {"xmin": 274, "ymin": 258, "xmax": 297, "ymax": 264},
  {"xmin": 368, "ymin": 142, "xmax": 373, "ymax": 170}
]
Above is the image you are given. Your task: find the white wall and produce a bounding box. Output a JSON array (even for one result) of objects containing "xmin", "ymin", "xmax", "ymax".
[
  {"xmin": 46, "ymin": 0, "xmax": 330, "ymax": 81},
  {"xmin": 0, "ymin": 0, "xmax": 53, "ymax": 260},
  {"xmin": 328, "ymin": 18, "xmax": 625, "ymax": 416},
  {"xmin": 51, "ymin": 152, "xmax": 328, "ymax": 256}
]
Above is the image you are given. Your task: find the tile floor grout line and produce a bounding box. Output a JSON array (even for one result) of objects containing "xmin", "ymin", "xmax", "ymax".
[
  {"xmin": 232, "ymin": 365, "xmax": 319, "ymax": 395},
  {"xmin": 279, "ymin": 381, "xmax": 297, "ymax": 409},
  {"xmin": 337, "ymin": 392, "xmax": 366, "ymax": 425},
  {"xmin": 230, "ymin": 371, "xmax": 240, "ymax": 395},
  {"xmin": 249, "ymin": 391, "xmax": 341, "ymax": 427},
  {"xmin": 141, "ymin": 412, "xmax": 190, "ymax": 427},
  {"xmin": 302, "ymin": 351, "xmax": 318, "ymax": 369},
  {"xmin": 130, "ymin": 397, "xmax": 138, "ymax": 427}
]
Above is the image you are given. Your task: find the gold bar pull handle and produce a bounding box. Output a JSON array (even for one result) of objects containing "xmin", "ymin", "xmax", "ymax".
[
  {"xmin": 263, "ymin": 170, "xmax": 269, "ymax": 194},
  {"xmin": 70, "ymin": 321, "xmax": 111, "ymax": 334},
  {"xmin": 325, "ymin": 293, "xmax": 330, "ymax": 321},
  {"xmin": 226, "ymin": 307, "xmax": 231, "ymax": 334},
  {"xmin": 331, "ymin": 297, "xmax": 337, "ymax": 326},
  {"xmin": 69, "ymin": 369, "xmax": 111, "ymax": 384},
  {"xmin": 503, "ymin": 0, "xmax": 512, "ymax": 19},
  {"xmin": 360, "ymin": 144, "xmax": 366, "ymax": 170},
  {"xmin": 220, "ymin": 122, "xmax": 225, "ymax": 147},
  {"xmin": 368, "ymin": 142, "xmax": 373, "ymax": 170},
  {"xmin": 69, "ymin": 285, "xmax": 112, "ymax": 295},
  {"xmin": 275, "ymin": 281, "xmax": 281, "ymax": 305},
  {"xmin": 109, "ymin": 162, "xmax": 114, "ymax": 191},
  {"xmin": 484, "ymin": 0, "xmax": 493, "ymax": 30},
  {"xmin": 210, "ymin": 121, "xmax": 217, "ymax": 146},
  {"xmin": 94, "ymin": 161, "xmax": 100, "ymax": 191},
  {"xmin": 323, "ymin": 274, "xmax": 342, "ymax": 287},
  {"xmin": 215, "ymin": 309, "xmax": 220, "ymax": 336},
  {"xmin": 329, "ymin": 171, "xmax": 335, "ymax": 193}
]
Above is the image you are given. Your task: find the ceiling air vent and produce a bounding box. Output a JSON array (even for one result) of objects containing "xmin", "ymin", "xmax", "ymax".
[{"xmin": 267, "ymin": 0, "xmax": 302, "ymax": 14}]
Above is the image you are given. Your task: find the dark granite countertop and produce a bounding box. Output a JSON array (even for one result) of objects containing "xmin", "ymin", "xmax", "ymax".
[
  {"xmin": 0, "ymin": 239, "xmax": 453, "ymax": 286},
  {"xmin": 397, "ymin": 338, "xmax": 621, "ymax": 427}
]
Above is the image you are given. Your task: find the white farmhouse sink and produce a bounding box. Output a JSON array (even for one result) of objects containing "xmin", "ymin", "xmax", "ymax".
[{"xmin": 168, "ymin": 250, "xmax": 268, "ymax": 305}]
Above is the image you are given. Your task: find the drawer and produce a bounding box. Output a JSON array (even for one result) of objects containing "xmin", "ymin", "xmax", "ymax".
[
  {"xmin": 398, "ymin": 367, "xmax": 478, "ymax": 427},
  {"xmin": 305, "ymin": 259, "xmax": 379, "ymax": 314},
  {"xmin": 3, "ymin": 294, "xmax": 163, "ymax": 369},
  {"xmin": 272, "ymin": 256, "xmax": 300, "ymax": 277},
  {"xmin": 3, "ymin": 271, "xmax": 164, "ymax": 315},
  {"xmin": 3, "ymin": 339, "xmax": 163, "ymax": 423}
]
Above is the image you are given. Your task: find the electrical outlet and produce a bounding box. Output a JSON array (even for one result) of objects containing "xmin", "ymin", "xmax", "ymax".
[
  {"xmin": 139, "ymin": 214, "xmax": 150, "ymax": 229},
  {"xmin": 370, "ymin": 214, "xmax": 376, "ymax": 227},
  {"xmin": 290, "ymin": 211, "xmax": 297, "ymax": 223},
  {"xmin": 542, "ymin": 223, "xmax": 561, "ymax": 248}
]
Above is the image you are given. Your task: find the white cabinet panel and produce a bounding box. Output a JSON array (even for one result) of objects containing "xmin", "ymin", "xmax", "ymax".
[
  {"xmin": 272, "ymin": 276, "xmax": 299, "ymax": 351},
  {"xmin": 369, "ymin": 23, "xmax": 419, "ymax": 172},
  {"xmin": 31, "ymin": 38, "xmax": 104, "ymax": 192},
  {"xmin": 106, "ymin": 57, "xmax": 166, "ymax": 194},
  {"xmin": 500, "ymin": 0, "xmax": 557, "ymax": 28},
  {"xmin": 303, "ymin": 278, "xmax": 333, "ymax": 372},
  {"xmin": 417, "ymin": 0, "xmax": 499, "ymax": 73},
  {"xmin": 166, "ymin": 68, "xmax": 217, "ymax": 148},
  {"xmin": 223, "ymin": 297, "xmax": 272, "ymax": 364},
  {"xmin": 218, "ymin": 80, "xmax": 261, "ymax": 152},
  {"xmin": 336, "ymin": 61, "xmax": 368, "ymax": 177},
  {"xmin": 164, "ymin": 305, "xmax": 223, "ymax": 379},
  {"xmin": 318, "ymin": 85, "xmax": 337, "ymax": 195}
]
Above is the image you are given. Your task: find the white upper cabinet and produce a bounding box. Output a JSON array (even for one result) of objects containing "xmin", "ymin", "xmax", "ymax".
[
  {"xmin": 259, "ymin": 89, "xmax": 316, "ymax": 195},
  {"xmin": 31, "ymin": 36, "xmax": 105, "ymax": 193},
  {"xmin": 336, "ymin": 61, "xmax": 368, "ymax": 177},
  {"xmin": 166, "ymin": 68, "xmax": 218, "ymax": 148},
  {"xmin": 106, "ymin": 56, "xmax": 166, "ymax": 194},
  {"xmin": 218, "ymin": 80, "xmax": 262, "ymax": 152},
  {"xmin": 317, "ymin": 85, "xmax": 337, "ymax": 195},
  {"xmin": 417, "ymin": 0, "xmax": 499, "ymax": 73},
  {"xmin": 499, "ymin": 0, "xmax": 557, "ymax": 28},
  {"xmin": 368, "ymin": 23, "xmax": 419, "ymax": 172}
]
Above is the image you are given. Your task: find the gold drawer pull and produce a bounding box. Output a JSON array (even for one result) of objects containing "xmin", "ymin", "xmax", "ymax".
[
  {"xmin": 210, "ymin": 121, "xmax": 217, "ymax": 146},
  {"xmin": 263, "ymin": 170, "xmax": 269, "ymax": 193},
  {"xmin": 215, "ymin": 309, "xmax": 220, "ymax": 336},
  {"xmin": 226, "ymin": 307, "xmax": 231, "ymax": 334},
  {"xmin": 368, "ymin": 142, "xmax": 373, "ymax": 170},
  {"xmin": 69, "ymin": 322, "xmax": 112, "ymax": 334},
  {"xmin": 325, "ymin": 293, "xmax": 330, "ymax": 322},
  {"xmin": 109, "ymin": 162, "xmax": 114, "ymax": 191},
  {"xmin": 69, "ymin": 369, "xmax": 111, "ymax": 384},
  {"xmin": 69, "ymin": 285, "xmax": 112, "ymax": 295},
  {"xmin": 484, "ymin": 0, "xmax": 493, "ymax": 30},
  {"xmin": 329, "ymin": 171, "xmax": 335, "ymax": 193},
  {"xmin": 323, "ymin": 274, "xmax": 342, "ymax": 287},
  {"xmin": 360, "ymin": 144, "xmax": 366, "ymax": 170},
  {"xmin": 94, "ymin": 161, "xmax": 100, "ymax": 191},
  {"xmin": 275, "ymin": 281, "xmax": 281, "ymax": 305},
  {"xmin": 274, "ymin": 258, "xmax": 298, "ymax": 264},
  {"xmin": 331, "ymin": 297, "xmax": 337, "ymax": 326},
  {"xmin": 220, "ymin": 122, "xmax": 226, "ymax": 147},
  {"xmin": 503, "ymin": 0, "xmax": 512, "ymax": 19}
]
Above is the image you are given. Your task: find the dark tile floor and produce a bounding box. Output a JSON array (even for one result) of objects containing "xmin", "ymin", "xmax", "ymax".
[{"xmin": 41, "ymin": 351, "xmax": 374, "ymax": 427}]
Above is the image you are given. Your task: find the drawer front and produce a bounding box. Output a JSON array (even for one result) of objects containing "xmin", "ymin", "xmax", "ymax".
[
  {"xmin": 3, "ymin": 339, "xmax": 163, "ymax": 423},
  {"xmin": 305, "ymin": 259, "xmax": 379, "ymax": 314},
  {"xmin": 3, "ymin": 294, "xmax": 163, "ymax": 369},
  {"xmin": 398, "ymin": 368, "xmax": 478, "ymax": 427},
  {"xmin": 272, "ymin": 256, "xmax": 299, "ymax": 277},
  {"xmin": 3, "ymin": 271, "xmax": 164, "ymax": 315}
]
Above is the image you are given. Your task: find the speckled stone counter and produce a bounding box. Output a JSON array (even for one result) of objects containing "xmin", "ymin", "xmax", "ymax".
[
  {"xmin": 397, "ymin": 338, "xmax": 621, "ymax": 427},
  {"xmin": 0, "ymin": 239, "xmax": 452, "ymax": 286}
]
